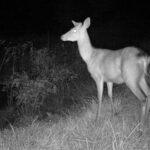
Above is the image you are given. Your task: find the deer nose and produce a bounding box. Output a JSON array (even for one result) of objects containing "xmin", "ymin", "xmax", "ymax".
[
  {"xmin": 60, "ymin": 35, "xmax": 63, "ymax": 40},
  {"xmin": 60, "ymin": 35, "xmax": 65, "ymax": 41}
]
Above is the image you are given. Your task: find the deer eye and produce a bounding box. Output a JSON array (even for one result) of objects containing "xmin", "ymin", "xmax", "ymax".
[{"xmin": 73, "ymin": 29, "xmax": 77, "ymax": 33}]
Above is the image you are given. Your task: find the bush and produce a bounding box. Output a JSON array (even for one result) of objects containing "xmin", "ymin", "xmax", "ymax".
[
  {"xmin": 13, "ymin": 72, "xmax": 57, "ymax": 109},
  {"xmin": 13, "ymin": 46, "xmax": 77, "ymax": 111},
  {"xmin": 1, "ymin": 41, "xmax": 77, "ymax": 115}
]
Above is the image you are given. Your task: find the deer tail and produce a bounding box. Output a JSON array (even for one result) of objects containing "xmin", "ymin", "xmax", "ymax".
[{"xmin": 146, "ymin": 57, "xmax": 150, "ymax": 75}]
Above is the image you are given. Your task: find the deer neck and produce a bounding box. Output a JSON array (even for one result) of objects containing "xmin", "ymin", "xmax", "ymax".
[{"xmin": 77, "ymin": 30, "xmax": 93, "ymax": 62}]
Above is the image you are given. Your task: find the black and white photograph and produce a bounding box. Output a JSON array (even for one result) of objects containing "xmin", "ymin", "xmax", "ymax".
[{"xmin": 0, "ymin": 0, "xmax": 150, "ymax": 149}]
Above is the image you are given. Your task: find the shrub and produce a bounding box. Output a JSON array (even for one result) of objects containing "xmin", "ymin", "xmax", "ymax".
[
  {"xmin": 1, "ymin": 41, "xmax": 77, "ymax": 114},
  {"xmin": 14, "ymin": 47, "xmax": 76, "ymax": 111},
  {"xmin": 12, "ymin": 72, "xmax": 57, "ymax": 109}
]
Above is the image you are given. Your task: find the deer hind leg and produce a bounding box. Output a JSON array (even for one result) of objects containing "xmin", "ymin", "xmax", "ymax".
[
  {"xmin": 107, "ymin": 82, "xmax": 115, "ymax": 114},
  {"xmin": 124, "ymin": 63, "xmax": 147, "ymax": 125},
  {"xmin": 127, "ymin": 78, "xmax": 146, "ymax": 125},
  {"xmin": 139, "ymin": 77, "xmax": 150, "ymax": 126},
  {"xmin": 95, "ymin": 78, "xmax": 104, "ymax": 120}
]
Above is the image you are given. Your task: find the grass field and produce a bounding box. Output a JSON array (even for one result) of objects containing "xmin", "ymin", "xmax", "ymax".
[{"xmin": 0, "ymin": 82, "xmax": 149, "ymax": 150}]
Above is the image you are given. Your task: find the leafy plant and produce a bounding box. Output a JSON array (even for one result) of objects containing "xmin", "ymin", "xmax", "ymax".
[
  {"xmin": 1, "ymin": 41, "xmax": 78, "ymax": 114},
  {"xmin": 30, "ymin": 47, "xmax": 77, "ymax": 98},
  {"xmin": 13, "ymin": 72, "xmax": 57, "ymax": 109}
]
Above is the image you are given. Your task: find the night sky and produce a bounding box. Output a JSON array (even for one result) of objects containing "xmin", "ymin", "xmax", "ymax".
[{"xmin": 0, "ymin": 0, "xmax": 150, "ymax": 39}]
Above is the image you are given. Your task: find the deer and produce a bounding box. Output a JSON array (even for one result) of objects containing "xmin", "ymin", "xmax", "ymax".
[{"xmin": 60, "ymin": 17, "xmax": 150, "ymax": 126}]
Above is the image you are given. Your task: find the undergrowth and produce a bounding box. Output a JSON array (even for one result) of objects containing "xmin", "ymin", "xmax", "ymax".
[{"xmin": 0, "ymin": 94, "xmax": 149, "ymax": 150}]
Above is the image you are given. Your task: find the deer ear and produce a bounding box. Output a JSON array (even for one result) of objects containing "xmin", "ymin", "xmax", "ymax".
[
  {"xmin": 72, "ymin": 20, "xmax": 76, "ymax": 26},
  {"xmin": 72, "ymin": 20, "xmax": 81, "ymax": 26},
  {"xmin": 83, "ymin": 17, "xmax": 91, "ymax": 29}
]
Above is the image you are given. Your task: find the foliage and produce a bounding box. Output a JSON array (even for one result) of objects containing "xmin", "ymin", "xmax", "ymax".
[
  {"xmin": 0, "ymin": 41, "xmax": 77, "ymax": 111},
  {"xmin": 0, "ymin": 94, "xmax": 147, "ymax": 150},
  {"xmin": 30, "ymin": 47, "xmax": 77, "ymax": 97},
  {"xmin": 30, "ymin": 47, "xmax": 53, "ymax": 79},
  {"xmin": 12, "ymin": 72, "xmax": 57, "ymax": 109}
]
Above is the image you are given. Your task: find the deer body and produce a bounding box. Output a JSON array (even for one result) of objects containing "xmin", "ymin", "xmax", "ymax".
[{"xmin": 61, "ymin": 17, "xmax": 150, "ymax": 125}]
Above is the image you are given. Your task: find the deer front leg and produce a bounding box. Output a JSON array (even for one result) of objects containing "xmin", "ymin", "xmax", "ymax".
[
  {"xmin": 107, "ymin": 82, "xmax": 115, "ymax": 114},
  {"xmin": 95, "ymin": 78, "xmax": 104, "ymax": 120}
]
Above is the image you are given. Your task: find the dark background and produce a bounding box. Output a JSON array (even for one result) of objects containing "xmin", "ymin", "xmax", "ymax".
[{"xmin": 0, "ymin": 0, "xmax": 150, "ymax": 38}]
